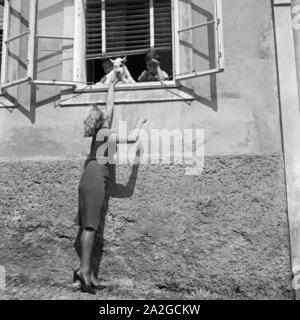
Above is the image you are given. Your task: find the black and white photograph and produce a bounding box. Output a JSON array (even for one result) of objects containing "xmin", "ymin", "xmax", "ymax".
[{"xmin": 0, "ymin": 0, "xmax": 299, "ymax": 304}]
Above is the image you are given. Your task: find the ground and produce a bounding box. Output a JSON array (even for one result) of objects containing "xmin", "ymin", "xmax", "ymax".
[{"xmin": 0, "ymin": 154, "xmax": 294, "ymax": 300}]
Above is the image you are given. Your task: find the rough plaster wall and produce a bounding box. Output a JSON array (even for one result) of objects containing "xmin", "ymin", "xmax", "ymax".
[
  {"xmin": 0, "ymin": 155, "xmax": 292, "ymax": 299},
  {"xmin": 0, "ymin": 0, "xmax": 292, "ymax": 301}
]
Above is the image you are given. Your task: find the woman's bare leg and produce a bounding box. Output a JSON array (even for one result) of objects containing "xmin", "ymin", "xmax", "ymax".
[
  {"xmin": 90, "ymin": 236, "xmax": 103, "ymax": 287},
  {"xmin": 80, "ymin": 227, "xmax": 96, "ymax": 285},
  {"xmin": 91, "ymin": 272, "xmax": 100, "ymax": 286}
]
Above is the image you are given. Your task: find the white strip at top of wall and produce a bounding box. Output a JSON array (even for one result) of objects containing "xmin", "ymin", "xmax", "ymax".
[{"xmin": 273, "ymin": 0, "xmax": 291, "ymax": 5}]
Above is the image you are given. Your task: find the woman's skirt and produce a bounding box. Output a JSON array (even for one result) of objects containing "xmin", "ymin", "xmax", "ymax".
[{"xmin": 75, "ymin": 160, "xmax": 109, "ymax": 232}]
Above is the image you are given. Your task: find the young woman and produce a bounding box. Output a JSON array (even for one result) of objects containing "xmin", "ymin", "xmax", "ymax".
[{"xmin": 73, "ymin": 67, "xmax": 146, "ymax": 294}]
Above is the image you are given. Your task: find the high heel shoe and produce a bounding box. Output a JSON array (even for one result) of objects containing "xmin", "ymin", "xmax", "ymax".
[
  {"xmin": 73, "ymin": 269, "xmax": 82, "ymax": 283},
  {"xmin": 91, "ymin": 282, "xmax": 106, "ymax": 290},
  {"xmin": 90, "ymin": 273, "xmax": 106, "ymax": 290},
  {"xmin": 73, "ymin": 269, "xmax": 96, "ymax": 295}
]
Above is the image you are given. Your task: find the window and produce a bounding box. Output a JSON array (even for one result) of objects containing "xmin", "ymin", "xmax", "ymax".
[
  {"xmin": 174, "ymin": 0, "xmax": 224, "ymax": 81},
  {"xmin": 86, "ymin": 0, "xmax": 173, "ymax": 84},
  {"xmin": 0, "ymin": 0, "xmax": 36, "ymax": 90},
  {"xmin": 0, "ymin": 0, "xmax": 224, "ymax": 98},
  {"xmin": 0, "ymin": 0, "xmax": 75, "ymax": 90},
  {"xmin": 83, "ymin": 0, "xmax": 224, "ymax": 87}
]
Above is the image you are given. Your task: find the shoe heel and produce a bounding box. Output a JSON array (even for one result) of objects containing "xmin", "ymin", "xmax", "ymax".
[
  {"xmin": 73, "ymin": 269, "xmax": 80, "ymax": 283},
  {"xmin": 75, "ymin": 269, "xmax": 96, "ymax": 295}
]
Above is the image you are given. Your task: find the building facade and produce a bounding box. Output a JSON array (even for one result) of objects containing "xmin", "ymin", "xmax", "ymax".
[{"xmin": 0, "ymin": 0, "xmax": 299, "ymax": 299}]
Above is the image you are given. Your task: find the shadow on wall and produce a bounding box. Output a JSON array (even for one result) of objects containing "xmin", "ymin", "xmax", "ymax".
[
  {"xmin": 4, "ymin": 88, "xmax": 61, "ymax": 124},
  {"xmin": 178, "ymin": 0, "xmax": 218, "ymax": 112},
  {"xmin": 0, "ymin": 126, "xmax": 66, "ymax": 159}
]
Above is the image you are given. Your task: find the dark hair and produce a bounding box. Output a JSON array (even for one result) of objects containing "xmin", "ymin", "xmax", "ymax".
[
  {"xmin": 145, "ymin": 50, "xmax": 161, "ymax": 63},
  {"xmin": 101, "ymin": 58, "xmax": 112, "ymax": 65}
]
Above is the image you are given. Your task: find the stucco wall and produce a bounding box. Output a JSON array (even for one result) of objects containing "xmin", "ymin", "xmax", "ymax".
[
  {"xmin": 0, "ymin": 155, "xmax": 293, "ymax": 299},
  {"xmin": 0, "ymin": 0, "xmax": 292, "ymax": 300}
]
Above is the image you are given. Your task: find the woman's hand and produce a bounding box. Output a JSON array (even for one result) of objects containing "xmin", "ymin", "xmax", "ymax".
[
  {"xmin": 135, "ymin": 117, "xmax": 147, "ymax": 130},
  {"xmin": 108, "ymin": 71, "xmax": 118, "ymax": 85},
  {"xmin": 151, "ymin": 59, "xmax": 159, "ymax": 67},
  {"xmin": 113, "ymin": 73, "xmax": 119, "ymax": 84},
  {"xmin": 137, "ymin": 117, "xmax": 147, "ymax": 126}
]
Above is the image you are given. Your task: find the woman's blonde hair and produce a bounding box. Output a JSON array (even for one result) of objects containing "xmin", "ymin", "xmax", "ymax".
[{"xmin": 83, "ymin": 104, "xmax": 107, "ymax": 137}]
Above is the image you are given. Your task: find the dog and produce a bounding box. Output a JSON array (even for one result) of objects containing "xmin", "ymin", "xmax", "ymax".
[{"xmin": 98, "ymin": 57, "xmax": 136, "ymax": 85}]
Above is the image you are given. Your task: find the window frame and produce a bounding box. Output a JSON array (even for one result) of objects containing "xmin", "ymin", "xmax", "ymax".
[
  {"xmin": 0, "ymin": 0, "xmax": 37, "ymax": 91},
  {"xmin": 174, "ymin": 0, "xmax": 224, "ymax": 81},
  {"xmin": 75, "ymin": 0, "xmax": 224, "ymax": 92},
  {"xmin": 0, "ymin": 0, "xmax": 5, "ymax": 93},
  {"xmin": 0, "ymin": 0, "xmax": 224, "ymax": 96},
  {"xmin": 0, "ymin": 0, "xmax": 77, "ymax": 92},
  {"xmin": 80, "ymin": 0, "xmax": 176, "ymax": 91}
]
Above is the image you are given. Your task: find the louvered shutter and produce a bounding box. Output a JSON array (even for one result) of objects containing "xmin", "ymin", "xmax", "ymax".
[
  {"xmin": 153, "ymin": 0, "xmax": 172, "ymax": 51},
  {"xmin": 86, "ymin": 0, "xmax": 102, "ymax": 60},
  {"xmin": 106, "ymin": 0, "xmax": 150, "ymax": 56},
  {"xmin": 86, "ymin": 0, "xmax": 172, "ymax": 60}
]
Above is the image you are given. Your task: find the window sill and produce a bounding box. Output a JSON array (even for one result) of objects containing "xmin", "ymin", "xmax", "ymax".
[
  {"xmin": 74, "ymin": 81, "xmax": 177, "ymax": 93},
  {"xmin": 60, "ymin": 81, "xmax": 194, "ymax": 107}
]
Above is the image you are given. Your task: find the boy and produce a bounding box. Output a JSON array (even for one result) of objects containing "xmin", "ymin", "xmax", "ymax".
[
  {"xmin": 98, "ymin": 59, "xmax": 114, "ymax": 84},
  {"xmin": 138, "ymin": 50, "xmax": 169, "ymax": 82}
]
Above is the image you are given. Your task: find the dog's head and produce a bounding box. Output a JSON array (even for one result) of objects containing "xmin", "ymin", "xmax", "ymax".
[
  {"xmin": 109, "ymin": 57, "xmax": 127, "ymax": 80},
  {"xmin": 101, "ymin": 56, "xmax": 135, "ymax": 84}
]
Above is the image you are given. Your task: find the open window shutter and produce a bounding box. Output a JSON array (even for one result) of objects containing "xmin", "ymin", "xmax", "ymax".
[
  {"xmin": 1, "ymin": 0, "xmax": 77, "ymax": 91},
  {"xmin": 174, "ymin": 0, "xmax": 224, "ymax": 81},
  {"xmin": 0, "ymin": 0, "xmax": 36, "ymax": 91},
  {"xmin": 30, "ymin": 0, "xmax": 76, "ymax": 87}
]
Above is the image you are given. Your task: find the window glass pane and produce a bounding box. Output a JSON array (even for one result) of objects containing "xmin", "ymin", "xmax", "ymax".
[
  {"xmin": 35, "ymin": 38, "xmax": 68, "ymax": 81},
  {"xmin": 191, "ymin": 0, "xmax": 217, "ymax": 71},
  {"xmin": 6, "ymin": 0, "xmax": 30, "ymax": 83},
  {"xmin": 175, "ymin": 0, "xmax": 224, "ymax": 81}
]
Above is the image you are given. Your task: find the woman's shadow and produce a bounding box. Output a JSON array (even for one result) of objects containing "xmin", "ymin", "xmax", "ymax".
[{"xmin": 73, "ymin": 145, "xmax": 141, "ymax": 282}]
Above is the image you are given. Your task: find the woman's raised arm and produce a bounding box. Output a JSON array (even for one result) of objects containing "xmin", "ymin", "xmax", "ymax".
[
  {"xmin": 96, "ymin": 118, "xmax": 147, "ymax": 144},
  {"xmin": 115, "ymin": 117, "xmax": 147, "ymax": 144},
  {"xmin": 105, "ymin": 73, "xmax": 117, "ymax": 125}
]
